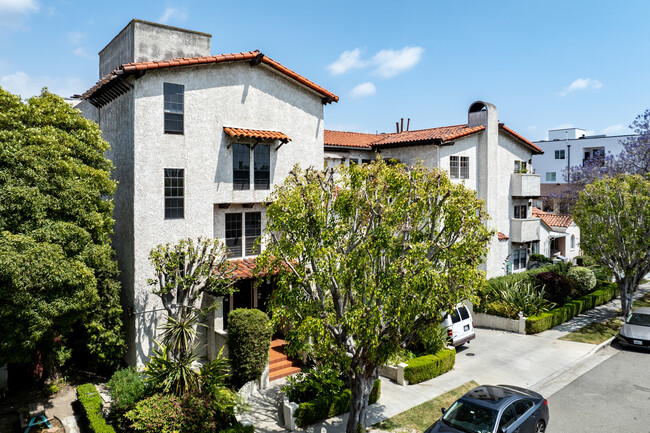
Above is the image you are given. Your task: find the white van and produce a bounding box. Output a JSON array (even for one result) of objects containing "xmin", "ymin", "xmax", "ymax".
[{"xmin": 441, "ymin": 304, "xmax": 475, "ymax": 347}]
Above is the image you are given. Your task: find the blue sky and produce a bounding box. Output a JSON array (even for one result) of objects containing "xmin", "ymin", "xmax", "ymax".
[{"xmin": 1, "ymin": 0, "xmax": 648, "ymax": 141}]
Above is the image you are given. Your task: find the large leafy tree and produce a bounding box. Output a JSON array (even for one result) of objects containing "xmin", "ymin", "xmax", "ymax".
[
  {"xmin": 259, "ymin": 161, "xmax": 492, "ymax": 433},
  {"xmin": 573, "ymin": 174, "xmax": 650, "ymax": 318},
  {"xmin": 0, "ymin": 87, "xmax": 125, "ymax": 375}
]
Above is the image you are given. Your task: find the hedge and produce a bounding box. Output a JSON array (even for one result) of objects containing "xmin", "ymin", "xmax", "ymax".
[
  {"xmin": 77, "ymin": 383, "xmax": 116, "ymax": 433},
  {"xmin": 227, "ymin": 308, "xmax": 273, "ymax": 388},
  {"xmin": 294, "ymin": 379, "xmax": 381, "ymax": 428},
  {"xmin": 483, "ymin": 262, "xmax": 569, "ymax": 295},
  {"xmin": 403, "ymin": 348, "xmax": 456, "ymax": 385},
  {"xmin": 525, "ymin": 282, "xmax": 618, "ymax": 334},
  {"xmin": 222, "ymin": 424, "xmax": 255, "ymax": 433}
]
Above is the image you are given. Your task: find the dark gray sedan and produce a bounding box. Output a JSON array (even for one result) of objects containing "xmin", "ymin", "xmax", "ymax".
[
  {"xmin": 424, "ymin": 385, "xmax": 549, "ymax": 433},
  {"xmin": 618, "ymin": 307, "xmax": 650, "ymax": 349}
]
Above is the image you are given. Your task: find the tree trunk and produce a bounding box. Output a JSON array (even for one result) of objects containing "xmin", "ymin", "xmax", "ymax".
[
  {"xmin": 619, "ymin": 277, "xmax": 636, "ymax": 318},
  {"xmin": 346, "ymin": 372, "xmax": 376, "ymax": 433}
]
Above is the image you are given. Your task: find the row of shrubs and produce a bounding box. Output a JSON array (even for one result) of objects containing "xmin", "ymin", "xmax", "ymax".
[
  {"xmin": 294, "ymin": 380, "xmax": 381, "ymax": 428},
  {"xmin": 525, "ymin": 281, "xmax": 618, "ymax": 333},
  {"xmin": 403, "ymin": 348, "xmax": 456, "ymax": 385},
  {"xmin": 77, "ymin": 383, "xmax": 116, "ymax": 433}
]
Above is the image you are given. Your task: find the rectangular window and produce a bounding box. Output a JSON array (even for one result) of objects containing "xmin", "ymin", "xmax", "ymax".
[
  {"xmin": 531, "ymin": 241, "xmax": 540, "ymax": 255},
  {"xmin": 513, "ymin": 248, "xmax": 527, "ymax": 270},
  {"xmin": 254, "ymin": 145, "xmax": 270, "ymax": 190},
  {"xmin": 362, "ymin": 159, "xmax": 372, "ymax": 164},
  {"xmin": 245, "ymin": 212, "xmax": 262, "ymax": 256},
  {"xmin": 514, "ymin": 204, "xmax": 527, "ymax": 219},
  {"xmin": 514, "ymin": 160, "xmax": 528, "ymax": 173},
  {"xmin": 349, "ymin": 158, "xmax": 359, "ymax": 165},
  {"xmin": 450, "ymin": 156, "xmax": 459, "ymax": 178},
  {"xmin": 225, "ymin": 213, "xmax": 243, "ymax": 258},
  {"xmin": 164, "ymin": 83, "xmax": 184, "ymax": 134},
  {"xmin": 233, "ymin": 143, "xmax": 250, "ymax": 190},
  {"xmin": 450, "ymin": 156, "xmax": 468, "ymax": 179},
  {"xmin": 460, "ymin": 156, "xmax": 469, "ymax": 179},
  {"xmin": 546, "ymin": 172, "xmax": 557, "ymax": 182},
  {"xmin": 164, "ymin": 168, "xmax": 184, "ymax": 219},
  {"xmin": 554, "ymin": 149, "xmax": 565, "ymax": 159}
]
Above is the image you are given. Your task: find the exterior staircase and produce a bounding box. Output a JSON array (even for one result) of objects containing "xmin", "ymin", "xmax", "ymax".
[{"xmin": 269, "ymin": 339, "xmax": 301, "ymax": 381}]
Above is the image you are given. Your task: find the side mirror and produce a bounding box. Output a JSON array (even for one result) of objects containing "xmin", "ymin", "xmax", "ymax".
[
  {"xmin": 441, "ymin": 407, "xmax": 446, "ymax": 415},
  {"xmin": 500, "ymin": 428, "xmax": 507, "ymax": 433}
]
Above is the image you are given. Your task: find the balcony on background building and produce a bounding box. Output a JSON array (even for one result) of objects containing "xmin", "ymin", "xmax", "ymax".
[
  {"xmin": 510, "ymin": 218, "xmax": 540, "ymax": 243},
  {"xmin": 511, "ymin": 173, "xmax": 540, "ymax": 198}
]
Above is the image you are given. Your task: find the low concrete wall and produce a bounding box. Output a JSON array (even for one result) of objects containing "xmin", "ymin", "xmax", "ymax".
[
  {"xmin": 378, "ymin": 363, "xmax": 408, "ymax": 385},
  {"xmin": 282, "ymin": 395, "xmax": 298, "ymax": 431},
  {"xmin": 474, "ymin": 312, "xmax": 527, "ymax": 334}
]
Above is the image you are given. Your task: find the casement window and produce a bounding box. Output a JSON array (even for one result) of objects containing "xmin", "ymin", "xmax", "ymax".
[
  {"xmin": 225, "ymin": 212, "xmax": 262, "ymax": 258},
  {"xmin": 233, "ymin": 144, "xmax": 270, "ymax": 190},
  {"xmin": 513, "ymin": 248, "xmax": 527, "ymax": 270},
  {"xmin": 514, "ymin": 204, "xmax": 527, "ymax": 219},
  {"xmin": 546, "ymin": 172, "xmax": 557, "ymax": 182},
  {"xmin": 450, "ymin": 156, "xmax": 469, "ymax": 179},
  {"xmin": 531, "ymin": 241, "xmax": 540, "ymax": 255},
  {"xmin": 164, "ymin": 168, "xmax": 184, "ymax": 219},
  {"xmin": 514, "ymin": 160, "xmax": 528, "ymax": 173},
  {"xmin": 554, "ymin": 149, "xmax": 565, "ymax": 160},
  {"xmin": 164, "ymin": 83, "xmax": 184, "ymax": 134},
  {"xmin": 570, "ymin": 235, "xmax": 575, "ymax": 249}
]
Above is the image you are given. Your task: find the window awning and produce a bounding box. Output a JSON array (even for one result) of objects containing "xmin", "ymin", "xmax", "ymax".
[{"xmin": 224, "ymin": 127, "xmax": 291, "ymax": 144}]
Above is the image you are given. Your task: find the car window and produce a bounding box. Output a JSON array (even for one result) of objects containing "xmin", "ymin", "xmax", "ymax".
[
  {"xmin": 513, "ymin": 399, "xmax": 534, "ymax": 417},
  {"xmin": 450, "ymin": 309, "xmax": 461, "ymax": 324},
  {"xmin": 627, "ymin": 313, "xmax": 650, "ymax": 327},
  {"xmin": 498, "ymin": 405, "xmax": 517, "ymax": 430},
  {"xmin": 442, "ymin": 399, "xmax": 497, "ymax": 433},
  {"xmin": 459, "ymin": 306, "xmax": 470, "ymax": 320}
]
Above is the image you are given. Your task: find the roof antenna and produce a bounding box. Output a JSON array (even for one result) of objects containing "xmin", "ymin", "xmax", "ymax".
[
  {"xmin": 407, "ymin": 118, "xmax": 410, "ymax": 132},
  {"xmin": 401, "ymin": 118, "xmax": 404, "ymax": 133},
  {"xmin": 396, "ymin": 122, "xmax": 399, "ymax": 133}
]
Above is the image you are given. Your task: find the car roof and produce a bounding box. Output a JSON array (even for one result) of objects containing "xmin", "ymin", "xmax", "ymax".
[
  {"xmin": 459, "ymin": 385, "xmax": 541, "ymax": 410},
  {"xmin": 632, "ymin": 307, "xmax": 650, "ymax": 315}
]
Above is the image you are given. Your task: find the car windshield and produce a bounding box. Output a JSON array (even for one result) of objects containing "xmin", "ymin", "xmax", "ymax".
[
  {"xmin": 441, "ymin": 400, "xmax": 497, "ymax": 433},
  {"xmin": 627, "ymin": 312, "xmax": 650, "ymax": 327}
]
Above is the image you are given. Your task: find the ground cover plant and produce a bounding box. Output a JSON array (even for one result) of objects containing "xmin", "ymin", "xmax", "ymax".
[{"xmin": 559, "ymin": 318, "xmax": 622, "ymax": 345}]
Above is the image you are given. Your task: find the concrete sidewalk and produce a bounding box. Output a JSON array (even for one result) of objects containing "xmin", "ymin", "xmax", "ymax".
[{"xmin": 245, "ymin": 281, "xmax": 650, "ymax": 433}]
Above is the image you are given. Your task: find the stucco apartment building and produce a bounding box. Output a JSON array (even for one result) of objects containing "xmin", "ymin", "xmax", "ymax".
[{"xmin": 77, "ymin": 19, "xmax": 552, "ymax": 366}]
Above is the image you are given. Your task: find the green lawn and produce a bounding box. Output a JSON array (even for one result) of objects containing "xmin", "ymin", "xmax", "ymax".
[
  {"xmin": 372, "ymin": 381, "xmax": 478, "ymax": 433},
  {"xmin": 633, "ymin": 292, "xmax": 650, "ymax": 308},
  {"xmin": 559, "ymin": 318, "xmax": 622, "ymax": 344}
]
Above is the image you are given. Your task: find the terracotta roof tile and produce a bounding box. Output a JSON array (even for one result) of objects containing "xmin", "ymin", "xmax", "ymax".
[
  {"xmin": 324, "ymin": 130, "xmax": 383, "ymax": 148},
  {"xmin": 229, "ymin": 258, "xmax": 258, "ymax": 280},
  {"xmin": 372, "ymin": 125, "xmax": 486, "ymax": 148},
  {"xmin": 499, "ymin": 124, "xmax": 543, "ymax": 154},
  {"xmin": 498, "ymin": 232, "xmax": 509, "ymax": 240},
  {"xmin": 224, "ymin": 127, "xmax": 290, "ymax": 143},
  {"xmin": 82, "ymin": 50, "xmax": 338, "ymax": 103},
  {"xmin": 532, "ymin": 207, "xmax": 573, "ymax": 228}
]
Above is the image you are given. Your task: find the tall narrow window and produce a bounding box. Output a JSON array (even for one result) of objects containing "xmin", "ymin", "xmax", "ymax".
[
  {"xmin": 225, "ymin": 213, "xmax": 243, "ymax": 258},
  {"xmin": 233, "ymin": 143, "xmax": 250, "ymax": 190},
  {"xmin": 164, "ymin": 168, "xmax": 184, "ymax": 219},
  {"xmin": 245, "ymin": 212, "xmax": 262, "ymax": 255},
  {"xmin": 450, "ymin": 156, "xmax": 459, "ymax": 178},
  {"xmin": 460, "ymin": 156, "xmax": 469, "ymax": 179},
  {"xmin": 514, "ymin": 205, "xmax": 527, "ymax": 219},
  {"xmin": 164, "ymin": 83, "xmax": 184, "ymax": 134},
  {"xmin": 254, "ymin": 145, "xmax": 270, "ymax": 190}
]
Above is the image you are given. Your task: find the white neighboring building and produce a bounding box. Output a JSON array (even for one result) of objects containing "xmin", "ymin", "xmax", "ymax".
[
  {"xmin": 77, "ymin": 19, "xmax": 338, "ymax": 366},
  {"xmin": 532, "ymin": 127, "xmax": 634, "ymax": 184},
  {"xmin": 532, "ymin": 207, "xmax": 581, "ymax": 262},
  {"xmin": 325, "ymin": 102, "xmax": 545, "ymax": 278}
]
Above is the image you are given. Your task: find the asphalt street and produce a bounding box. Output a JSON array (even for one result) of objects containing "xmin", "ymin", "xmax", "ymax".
[{"xmin": 547, "ymin": 342, "xmax": 650, "ymax": 433}]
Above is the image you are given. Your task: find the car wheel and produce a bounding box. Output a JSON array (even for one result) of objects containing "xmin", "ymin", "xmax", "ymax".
[{"xmin": 535, "ymin": 420, "xmax": 546, "ymax": 433}]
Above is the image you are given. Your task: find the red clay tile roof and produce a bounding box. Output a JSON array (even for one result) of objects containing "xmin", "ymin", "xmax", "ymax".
[
  {"xmin": 229, "ymin": 258, "xmax": 258, "ymax": 280},
  {"xmin": 497, "ymin": 232, "xmax": 509, "ymax": 241},
  {"xmin": 324, "ymin": 130, "xmax": 383, "ymax": 148},
  {"xmin": 531, "ymin": 207, "xmax": 573, "ymax": 228},
  {"xmin": 224, "ymin": 127, "xmax": 290, "ymax": 143},
  {"xmin": 82, "ymin": 50, "xmax": 338, "ymax": 103},
  {"xmin": 499, "ymin": 124, "xmax": 543, "ymax": 154},
  {"xmin": 371, "ymin": 124, "xmax": 486, "ymax": 148}
]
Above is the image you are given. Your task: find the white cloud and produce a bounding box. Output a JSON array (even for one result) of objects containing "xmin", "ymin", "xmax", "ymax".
[
  {"xmin": 527, "ymin": 125, "xmax": 537, "ymax": 131},
  {"xmin": 159, "ymin": 7, "xmax": 188, "ymax": 24},
  {"xmin": 0, "ymin": 0, "xmax": 38, "ymax": 28},
  {"xmin": 601, "ymin": 124, "xmax": 626, "ymax": 135},
  {"xmin": 1, "ymin": 71, "xmax": 87, "ymax": 99},
  {"xmin": 73, "ymin": 47, "xmax": 94, "ymax": 59},
  {"xmin": 350, "ymin": 82, "xmax": 376, "ymax": 98},
  {"xmin": 67, "ymin": 31, "xmax": 84, "ymax": 45},
  {"xmin": 371, "ymin": 46, "xmax": 424, "ymax": 78},
  {"xmin": 327, "ymin": 48, "xmax": 366, "ymax": 75},
  {"xmin": 560, "ymin": 78, "xmax": 602, "ymax": 96}
]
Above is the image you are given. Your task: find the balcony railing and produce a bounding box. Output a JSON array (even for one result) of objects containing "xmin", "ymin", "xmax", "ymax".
[
  {"xmin": 511, "ymin": 173, "xmax": 540, "ymax": 198},
  {"xmin": 510, "ymin": 218, "xmax": 540, "ymax": 243}
]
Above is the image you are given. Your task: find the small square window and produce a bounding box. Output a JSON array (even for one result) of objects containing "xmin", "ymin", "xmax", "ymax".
[
  {"xmin": 546, "ymin": 172, "xmax": 557, "ymax": 182},
  {"xmin": 554, "ymin": 149, "xmax": 565, "ymax": 160}
]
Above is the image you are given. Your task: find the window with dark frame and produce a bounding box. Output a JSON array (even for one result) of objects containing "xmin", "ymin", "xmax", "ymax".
[
  {"xmin": 362, "ymin": 159, "xmax": 372, "ymax": 164},
  {"xmin": 513, "ymin": 248, "xmax": 527, "ymax": 270},
  {"xmin": 514, "ymin": 204, "xmax": 527, "ymax": 219},
  {"xmin": 555, "ymin": 149, "xmax": 566, "ymax": 159},
  {"xmin": 225, "ymin": 213, "xmax": 243, "ymax": 258},
  {"xmin": 514, "ymin": 160, "xmax": 528, "ymax": 173},
  {"xmin": 233, "ymin": 143, "xmax": 250, "ymax": 190},
  {"xmin": 450, "ymin": 156, "xmax": 459, "ymax": 178},
  {"xmin": 164, "ymin": 83, "xmax": 184, "ymax": 134},
  {"xmin": 459, "ymin": 156, "xmax": 469, "ymax": 179},
  {"xmin": 164, "ymin": 168, "xmax": 184, "ymax": 219},
  {"xmin": 245, "ymin": 212, "xmax": 261, "ymax": 255},
  {"xmin": 254, "ymin": 145, "xmax": 270, "ymax": 190}
]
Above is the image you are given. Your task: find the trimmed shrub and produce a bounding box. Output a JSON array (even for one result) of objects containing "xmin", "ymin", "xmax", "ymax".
[
  {"xmin": 222, "ymin": 425, "xmax": 255, "ymax": 433},
  {"xmin": 526, "ymin": 282, "xmax": 617, "ymax": 334},
  {"xmin": 294, "ymin": 379, "xmax": 381, "ymax": 428},
  {"xmin": 590, "ymin": 265, "xmax": 611, "ymax": 282},
  {"xmin": 227, "ymin": 308, "xmax": 273, "ymax": 388},
  {"xmin": 535, "ymin": 271, "xmax": 574, "ymax": 304},
  {"xmin": 106, "ymin": 367, "xmax": 149, "ymax": 418},
  {"xmin": 283, "ymin": 366, "xmax": 346, "ymax": 404},
  {"xmin": 529, "ymin": 253, "xmax": 553, "ymax": 264},
  {"xmin": 567, "ymin": 267, "xmax": 597, "ymax": 295},
  {"xmin": 403, "ymin": 348, "xmax": 456, "ymax": 385},
  {"xmin": 77, "ymin": 383, "xmax": 116, "ymax": 433},
  {"xmin": 575, "ymin": 255, "xmax": 596, "ymax": 267}
]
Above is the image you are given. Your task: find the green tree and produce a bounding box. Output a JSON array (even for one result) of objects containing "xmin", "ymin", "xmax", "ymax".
[
  {"xmin": 259, "ymin": 161, "xmax": 492, "ymax": 433},
  {"xmin": 573, "ymin": 174, "xmax": 650, "ymax": 317},
  {"xmin": 0, "ymin": 87, "xmax": 125, "ymax": 375}
]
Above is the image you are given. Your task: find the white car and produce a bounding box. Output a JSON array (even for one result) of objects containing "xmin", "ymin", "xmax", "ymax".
[{"xmin": 441, "ymin": 304, "xmax": 475, "ymax": 347}]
